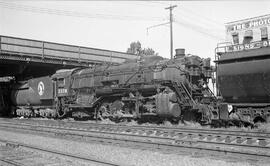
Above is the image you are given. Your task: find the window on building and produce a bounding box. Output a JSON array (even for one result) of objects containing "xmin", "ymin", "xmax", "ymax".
[
  {"xmin": 261, "ymin": 27, "xmax": 268, "ymax": 41},
  {"xmin": 232, "ymin": 33, "xmax": 239, "ymax": 44},
  {"xmin": 243, "ymin": 30, "xmax": 253, "ymax": 44}
]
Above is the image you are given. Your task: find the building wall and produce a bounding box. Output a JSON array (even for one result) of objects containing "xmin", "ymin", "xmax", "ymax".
[{"xmin": 225, "ymin": 14, "xmax": 270, "ymax": 45}]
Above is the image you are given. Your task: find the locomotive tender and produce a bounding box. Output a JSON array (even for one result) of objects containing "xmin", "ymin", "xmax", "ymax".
[
  {"xmin": 9, "ymin": 49, "xmax": 226, "ymax": 124},
  {"xmin": 216, "ymin": 14, "xmax": 270, "ymax": 123}
]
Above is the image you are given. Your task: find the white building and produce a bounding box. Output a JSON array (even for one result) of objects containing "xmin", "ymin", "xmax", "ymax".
[{"xmin": 223, "ymin": 14, "xmax": 270, "ymax": 52}]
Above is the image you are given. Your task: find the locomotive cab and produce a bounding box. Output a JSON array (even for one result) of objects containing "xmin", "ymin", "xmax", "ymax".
[{"xmin": 52, "ymin": 69, "xmax": 75, "ymax": 97}]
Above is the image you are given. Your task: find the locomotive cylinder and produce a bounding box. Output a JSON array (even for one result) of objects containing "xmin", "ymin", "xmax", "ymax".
[{"xmin": 156, "ymin": 92, "xmax": 181, "ymax": 117}]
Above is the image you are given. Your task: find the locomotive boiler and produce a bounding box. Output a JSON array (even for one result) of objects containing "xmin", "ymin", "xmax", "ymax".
[{"xmin": 10, "ymin": 49, "xmax": 223, "ymax": 124}]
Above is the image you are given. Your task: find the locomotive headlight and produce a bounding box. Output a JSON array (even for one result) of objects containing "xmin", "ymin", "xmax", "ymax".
[{"xmin": 227, "ymin": 104, "xmax": 233, "ymax": 113}]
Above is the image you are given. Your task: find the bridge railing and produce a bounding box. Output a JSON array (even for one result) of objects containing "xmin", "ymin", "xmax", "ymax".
[{"xmin": 0, "ymin": 35, "xmax": 138, "ymax": 65}]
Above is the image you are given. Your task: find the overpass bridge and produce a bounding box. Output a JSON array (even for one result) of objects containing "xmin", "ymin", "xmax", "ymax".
[{"xmin": 0, "ymin": 35, "xmax": 138, "ymax": 79}]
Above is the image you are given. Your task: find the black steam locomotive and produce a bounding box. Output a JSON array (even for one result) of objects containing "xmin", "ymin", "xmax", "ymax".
[{"xmin": 6, "ymin": 49, "xmax": 228, "ymax": 124}]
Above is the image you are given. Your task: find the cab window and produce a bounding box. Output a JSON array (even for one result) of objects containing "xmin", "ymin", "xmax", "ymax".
[{"xmin": 58, "ymin": 78, "xmax": 65, "ymax": 87}]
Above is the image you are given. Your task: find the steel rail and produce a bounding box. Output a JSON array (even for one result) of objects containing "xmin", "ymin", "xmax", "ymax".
[
  {"xmin": 3, "ymin": 118, "xmax": 269, "ymax": 138},
  {"xmin": 72, "ymin": 121, "xmax": 270, "ymax": 138},
  {"xmin": 0, "ymin": 158, "xmax": 26, "ymax": 166},
  {"xmin": 0, "ymin": 121, "xmax": 269, "ymax": 160},
  {"xmin": 0, "ymin": 118, "xmax": 269, "ymax": 149},
  {"xmin": 0, "ymin": 138, "xmax": 120, "ymax": 166},
  {"xmin": 0, "ymin": 122, "xmax": 269, "ymax": 150}
]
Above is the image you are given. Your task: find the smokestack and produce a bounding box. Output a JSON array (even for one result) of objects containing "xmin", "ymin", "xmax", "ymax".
[{"xmin": 175, "ymin": 48, "xmax": 185, "ymax": 58}]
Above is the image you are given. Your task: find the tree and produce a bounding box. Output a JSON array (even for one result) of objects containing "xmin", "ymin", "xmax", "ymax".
[
  {"xmin": 141, "ymin": 48, "xmax": 158, "ymax": 56},
  {"xmin": 127, "ymin": 41, "xmax": 142, "ymax": 55},
  {"xmin": 127, "ymin": 41, "xmax": 158, "ymax": 56}
]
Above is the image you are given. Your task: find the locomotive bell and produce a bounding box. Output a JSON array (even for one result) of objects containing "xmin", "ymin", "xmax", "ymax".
[{"xmin": 175, "ymin": 48, "xmax": 185, "ymax": 58}]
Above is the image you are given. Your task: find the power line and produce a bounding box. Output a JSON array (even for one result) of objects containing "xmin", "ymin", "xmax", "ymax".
[
  {"xmin": 119, "ymin": 1, "xmax": 164, "ymax": 8},
  {"xmin": 146, "ymin": 1, "xmax": 225, "ymax": 30},
  {"xmin": 145, "ymin": 2, "xmax": 225, "ymax": 53},
  {"xmin": 146, "ymin": 22, "xmax": 170, "ymax": 35},
  {"xmin": 2, "ymin": 2, "xmax": 225, "ymax": 42},
  {"xmin": 0, "ymin": 2, "xmax": 164, "ymax": 22},
  {"xmin": 174, "ymin": 11, "xmax": 224, "ymax": 33},
  {"xmin": 146, "ymin": 1, "xmax": 171, "ymax": 6},
  {"xmin": 174, "ymin": 15, "xmax": 225, "ymax": 34},
  {"xmin": 179, "ymin": 6, "xmax": 224, "ymax": 26},
  {"xmin": 174, "ymin": 19, "xmax": 225, "ymax": 41},
  {"xmin": 145, "ymin": 1, "xmax": 225, "ymax": 42}
]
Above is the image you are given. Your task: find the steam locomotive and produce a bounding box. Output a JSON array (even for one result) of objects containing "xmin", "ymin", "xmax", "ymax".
[{"xmin": 5, "ymin": 49, "xmax": 228, "ymax": 124}]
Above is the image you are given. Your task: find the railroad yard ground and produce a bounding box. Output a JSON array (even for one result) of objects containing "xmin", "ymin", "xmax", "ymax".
[
  {"xmin": 0, "ymin": 129, "xmax": 257, "ymax": 166},
  {"xmin": 0, "ymin": 118, "xmax": 269, "ymax": 166}
]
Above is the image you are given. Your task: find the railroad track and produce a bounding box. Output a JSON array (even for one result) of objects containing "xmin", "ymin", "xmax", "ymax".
[
  {"xmin": 0, "ymin": 138, "xmax": 120, "ymax": 166},
  {"xmin": 2, "ymin": 118, "xmax": 270, "ymax": 146},
  {"xmin": 0, "ymin": 118, "xmax": 270, "ymax": 162}
]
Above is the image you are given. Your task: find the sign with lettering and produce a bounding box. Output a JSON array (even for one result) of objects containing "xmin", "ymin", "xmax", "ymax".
[
  {"xmin": 226, "ymin": 15, "xmax": 270, "ymax": 32},
  {"xmin": 225, "ymin": 40, "xmax": 269, "ymax": 52}
]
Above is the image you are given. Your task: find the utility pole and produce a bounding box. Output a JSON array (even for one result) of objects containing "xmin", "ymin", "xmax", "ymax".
[{"xmin": 165, "ymin": 5, "xmax": 177, "ymax": 59}]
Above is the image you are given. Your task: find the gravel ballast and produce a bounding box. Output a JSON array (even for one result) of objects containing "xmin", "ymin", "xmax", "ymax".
[{"xmin": 0, "ymin": 129, "xmax": 265, "ymax": 166}]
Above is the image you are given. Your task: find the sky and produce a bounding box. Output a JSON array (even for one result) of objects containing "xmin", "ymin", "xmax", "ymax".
[{"xmin": 1, "ymin": 1, "xmax": 270, "ymax": 61}]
